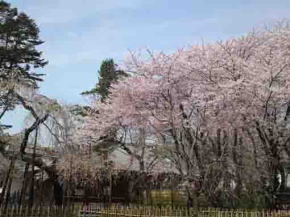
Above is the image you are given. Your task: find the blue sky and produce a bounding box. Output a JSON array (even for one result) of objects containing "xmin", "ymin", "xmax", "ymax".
[
  {"xmin": 7, "ymin": 0, "xmax": 290, "ymax": 104},
  {"xmin": 4, "ymin": 0, "xmax": 290, "ymax": 132}
]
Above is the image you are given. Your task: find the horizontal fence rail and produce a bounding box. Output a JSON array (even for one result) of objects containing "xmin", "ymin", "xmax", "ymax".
[
  {"xmin": 79, "ymin": 207, "xmax": 290, "ymax": 217},
  {"xmin": 1, "ymin": 206, "xmax": 290, "ymax": 217}
]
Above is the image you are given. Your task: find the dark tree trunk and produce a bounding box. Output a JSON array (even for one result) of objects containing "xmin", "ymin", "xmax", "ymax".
[
  {"xmin": 0, "ymin": 158, "xmax": 15, "ymax": 206},
  {"xmin": 4, "ymin": 175, "xmax": 13, "ymax": 210},
  {"xmin": 53, "ymin": 180, "xmax": 63, "ymax": 206},
  {"xmin": 19, "ymin": 163, "xmax": 29, "ymax": 208}
]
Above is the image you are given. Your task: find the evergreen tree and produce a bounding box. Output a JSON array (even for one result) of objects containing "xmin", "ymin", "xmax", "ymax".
[
  {"xmin": 0, "ymin": 1, "xmax": 47, "ymax": 128},
  {"xmin": 82, "ymin": 59, "xmax": 127, "ymax": 102},
  {"xmin": 0, "ymin": 1, "xmax": 48, "ymax": 88}
]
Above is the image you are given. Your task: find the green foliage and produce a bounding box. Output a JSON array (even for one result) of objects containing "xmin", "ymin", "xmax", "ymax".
[
  {"xmin": 0, "ymin": 1, "xmax": 47, "ymax": 88},
  {"xmin": 82, "ymin": 59, "xmax": 127, "ymax": 101}
]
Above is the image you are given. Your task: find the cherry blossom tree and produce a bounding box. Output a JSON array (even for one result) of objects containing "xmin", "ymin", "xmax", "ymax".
[{"xmin": 84, "ymin": 22, "xmax": 290, "ymax": 208}]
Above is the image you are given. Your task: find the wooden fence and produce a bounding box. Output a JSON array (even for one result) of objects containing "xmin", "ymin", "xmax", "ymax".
[
  {"xmin": 1, "ymin": 206, "xmax": 290, "ymax": 217},
  {"xmin": 0, "ymin": 206, "xmax": 79, "ymax": 217},
  {"xmin": 79, "ymin": 207, "xmax": 290, "ymax": 217}
]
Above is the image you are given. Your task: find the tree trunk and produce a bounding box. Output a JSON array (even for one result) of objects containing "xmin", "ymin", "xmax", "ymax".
[
  {"xmin": 53, "ymin": 180, "xmax": 63, "ymax": 206},
  {"xmin": 28, "ymin": 128, "xmax": 38, "ymax": 208},
  {"xmin": 4, "ymin": 175, "xmax": 13, "ymax": 210},
  {"xmin": 0, "ymin": 157, "xmax": 15, "ymax": 206},
  {"xmin": 19, "ymin": 163, "xmax": 29, "ymax": 208}
]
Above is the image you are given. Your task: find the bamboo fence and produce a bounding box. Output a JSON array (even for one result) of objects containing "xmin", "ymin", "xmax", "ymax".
[
  {"xmin": 0, "ymin": 206, "xmax": 78, "ymax": 217},
  {"xmin": 1, "ymin": 206, "xmax": 290, "ymax": 217},
  {"xmin": 79, "ymin": 207, "xmax": 290, "ymax": 217}
]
